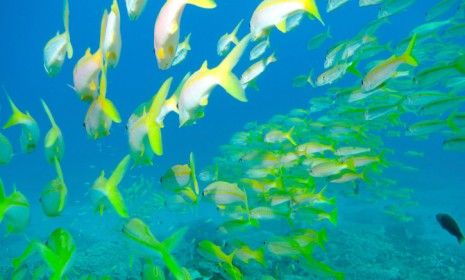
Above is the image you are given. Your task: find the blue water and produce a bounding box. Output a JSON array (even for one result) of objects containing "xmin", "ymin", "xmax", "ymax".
[{"xmin": 1, "ymin": 0, "xmax": 465, "ymax": 279}]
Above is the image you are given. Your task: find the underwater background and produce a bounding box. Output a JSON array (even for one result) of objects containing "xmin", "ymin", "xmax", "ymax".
[{"xmin": 1, "ymin": 0, "xmax": 465, "ymax": 279}]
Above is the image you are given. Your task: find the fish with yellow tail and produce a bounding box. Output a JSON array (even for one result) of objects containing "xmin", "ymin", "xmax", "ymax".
[
  {"xmin": 40, "ymin": 158, "xmax": 67, "ymax": 217},
  {"xmin": 91, "ymin": 155, "xmax": 131, "ymax": 218},
  {"xmin": 154, "ymin": 0, "xmax": 217, "ymax": 70},
  {"xmin": 122, "ymin": 218, "xmax": 190, "ymax": 280},
  {"xmin": 43, "ymin": 0, "xmax": 73, "ymax": 77},
  {"xmin": 84, "ymin": 61, "xmax": 121, "ymax": 139},
  {"xmin": 362, "ymin": 34, "xmax": 418, "ymax": 91},
  {"xmin": 13, "ymin": 228, "xmax": 76, "ymax": 280},
  {"xmin": 41, "ymin": 100, "xmax": 64, "ymax": 163},
  {"xmin": 102, "ymin": 0, "xmax": 122, "ymax": 68},
  {"xmin": 72, "ymin": 9, "xmax": 108, "ymax": 101},
  {"xmin": 3, "ymin": 94, "xmax": 40, "ymax": 153},
  {"xmin": 0, "ymin": 179, "xmax": 30, "ymax": 233},
  {"xmin": 250, "ymin": 0, "xmax": 324, "ymax": 40},
  {"xmin": 177, "ymin": 34, "xmax": 251, "ymax": 126},
  {"xmin": 127, "ymin": 78, "xmax": 172, "ymax": 164}
]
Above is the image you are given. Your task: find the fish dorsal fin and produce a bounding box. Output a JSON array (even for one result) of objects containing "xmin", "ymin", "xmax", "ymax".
[
  {"xmin": 200, "ymin": 60, "xmax": 209, "ymax": 72},
  {"xmin": 41, "ymin": 99, "xmax": 58, "ymax": 128}
]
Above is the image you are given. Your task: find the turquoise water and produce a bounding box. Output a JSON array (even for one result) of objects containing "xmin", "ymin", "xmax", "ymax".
[{"xmin": 1, "ymin": 0, "xmax": 465, "ymax": 279}]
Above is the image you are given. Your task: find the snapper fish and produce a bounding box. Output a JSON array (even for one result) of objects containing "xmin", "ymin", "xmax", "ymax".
[
  {"xmin": 172, "ymin": 33, "xmax": 192, "ymax": 66},
  {"xmin": 13, "ymin": 228, "xmax": 76, "ymax": 280},
  {"xmin": 241, "ymin": 53, "xmax": 277, "ymax": 90},
  {"xmin": 84, "ymin": 62, "xmax": 121, "ymax": 139},
  {"xmin": 127, "ymin": 78, "xmax": 172, "ymax": 164},
  {"xmin": 177, "ymin": 34, "xmax": 250, "ymax": 126},
  {"xmin": 0, "ymin": 179, "xmax": 30, "ymax": 233},
  {"xmin": 362, "ymin": 34, "xmax": 418, "ymax": 91},
  {"xmin": 154, "ymin": 0, "xmax": 217, "ymax": 70},
  {"xmin": 3, "ymin": 95, "xmax": 40, "ymax": 153},
  {"xmin": 125, "ymin": 0, "xmax": 148, "ymax": 21},
  {"xmin": 40, "ymin": 158, "xmax": 67, "ymax": 217},
  {"xmin": 43, "ymin": 0, "xmax": 73, "ymax": 77},
  {"xmin": 122, "ymin": 218, "xmax": 189, "ymax": 279},
  {"xmin": 218, "ymin": 20, "xmax": 243, "ymax": 56},
  {"xmin": 41, "ymin": 100, "xmax": 64, "ymax": 163},
  {"xmin": 102, "ymin": 0, "xmax": 122, "ymax": 68},
  {"xmin": 249, "ymin": 36, "xmax": 270, "ymax": 61},
  {"xmin": 72, "ymin": 10, "xmax": 107, "ymax": 101},
  {"xmin": 91, "ymin": 155, "xmax": 131, "ymax": 217},
  {"xmin": 250, "ymin": 0, "xmax": 324, "ymax": 40}
]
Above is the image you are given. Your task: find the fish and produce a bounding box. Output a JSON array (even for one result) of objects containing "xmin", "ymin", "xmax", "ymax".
[
  {"xmin": 13, "ymin": 228, "xmax": 76, "ymax": 279},
  {"xmin": 3, "ymin": 95, "xmax": 40, "ymax": 153},
  {"xmin": 0, "ymin": 133, "xmax": 13, "ymax": 165},
  {"xmin": 362, "ymin": 34, "xmax": 418, "ymax": 91},
  {"xmin": 102, "ymin": 0, "xmax": 122, "ymax": 68},
  {"xmin": 91, "ymin": 155, "xmax": 131, "ymax": 217},
  {"xmin": 125, "ymin": 0, "xmax": 148, "ymax": 21},
  {"xmin": 84, "ymin": 62, "xmax": 121, "ymax": 139},
  {"xmin": 359, "ymin": 0, "xmax": 384, "ymax": 6},
  {"xmin": 43, "ymin": 0, "xmax": 73, "ymax": 77},
  {"xmin": 307, "ymin": 27, "xmax": 332, "ymax": 50},
  {"xmin": 250, "ymin": 0, "xmax": 324, "ymax": 40},
  {"xmin": 436, "ymin": 213, "xmax": 464, "ymax": 244},
  {"xmin": 156, "ymin": 73, "xmax": 191, "ymax": 127},
  {"xmin": 39, "ymin": 158, "xmax": 68, "ymax": 217},
  {"xmin": 122, "ymin": 218, "xmax": 188, "ymax": 279},
  {"xmin": 172, "ymin": 33, "xmax": 191, "ymax": 66},
  {"xmin": 327, "ymin": 0, "xmax": 350, "ymax": 13},
  {"xmin": 240, "ymin": 53, "xmax": 277, "ymax": 90},
  {"xmin": 249, "ymin": 36, "xmax": 270, "ymax": 61},
  {"xmin": 218, "ymin": 20, "xmax": 243, "ymax": 57},
  {"xmin": 154, "ymin": 0, "xmax": 217, "ymax": 70},
  {"xmin": 264, "ymin": 127, "xmax": 297, "ymax": 145},
  {"xmin": 72, "ymin": 11, "xmax": 107, "ymax": 101},
  {"xmin": 234, "ymin": 244, "xmax": 266, "ymax": 267},
  {"xmin": 177, "ymin": 34, "xmax": 250, "ymax": 126},
  {"xmin": 0, "ymin": 179, "xmax": 30, "ymax": 233},
  {"xmin": 127, "ymin": 78, "xmax": 172, "ymax": 164},
  {"xmin": 203, "ymin": 181, "xmax": 247, "ymax": 205},
  {"xmin": 315, "ymin": 61, "xmax": 360, "ymax": 87},
  {"xmin": 41, "ymin": 100, "xmax": 65, "ymax": 163}
]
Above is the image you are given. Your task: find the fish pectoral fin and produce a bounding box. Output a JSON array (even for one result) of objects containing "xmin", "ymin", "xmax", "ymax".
[{"xmin": 275, "ymin": 20, "xmax": 287, "ymax": 33}]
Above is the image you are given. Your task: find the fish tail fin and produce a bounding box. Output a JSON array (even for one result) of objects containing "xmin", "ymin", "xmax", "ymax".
[
  {"xmin": 317, "ymin": 228, "xmax": 328, "ymax": 248},
  {"xmin": 111, "ymin": 0, "xmax": 120, "ymax": 15},
  {"xmin": 147, "ymin": 77, "xmax": 172, "ymax": 156},
  {"xmin": 303, "ymin": 0, "xmax": 324, "ymax": 26},
  {"xmin": 99, "ymin": 62, "xmax": 121, "ymax": 123},
  {"xmin": 106, "ymin": 155, "xmax": 131, "ymax": 217},
  {"xmin": 402, "ymin": 34, "xmax": 418, "ymax": 67},
  {"xmin": 446, "ymin": 111, "xmax": 460, "ymax": 132},
  {"xmin": 162, "ymin": 227, "xmax": 188, "ymax": 252},
  {"xmin": 255, "ymin": 247, "xmax": 266, "ymax": 267},
  {"xmin": 214, "ymin": 34, "xmax": 251, "ymax": 102},
  {"xmin": 307, "ymin": 69, "xmax": 316, "ymax": 88},
  {"xmin": 189, "ymin": 152, "xmax": 200, "ymax": 195},
  {"xmin": 185, "ymin": 0, "xmax": 217, "ymax": 9},
  {"xmin": 3, "ymin": 94, "xmax": 28, "ymax": 129},
  {"xmin": 230, "ymin": 19, "xmax": 244, "ymax": 45},
  {"xmin": 63, "ymin": 0, "xmax": 73, "ymax": 59},
  {"xmin": 266, "ymin": 53, "xmax": 277, "ymax": 65},
  {"xmin": 347, "ymin": 61, "xmax": 361, "ymax": 77},
  {"xmin": 285, "ymin": 127, "xmax": 297, "ymax": 146},
  {"xmin": 328, "ymin": 208, "xmax": 338, "ymax": 225}
]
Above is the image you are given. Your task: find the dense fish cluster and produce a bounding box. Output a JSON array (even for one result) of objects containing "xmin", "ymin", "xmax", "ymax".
[{"xmin": 1, "ymin": 0, "xmax": 465, "ymax": 279}]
